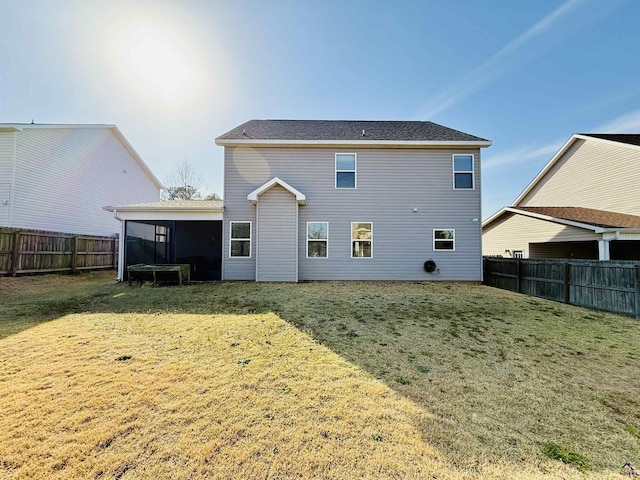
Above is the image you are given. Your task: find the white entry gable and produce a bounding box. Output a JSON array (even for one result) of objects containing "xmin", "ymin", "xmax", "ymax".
[{"xmin": 247, "ymin": 177, "xmax": 306, "ymax": 205}]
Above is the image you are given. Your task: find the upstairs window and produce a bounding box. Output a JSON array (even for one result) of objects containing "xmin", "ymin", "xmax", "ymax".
[
  {"xmin": 307, "ymin": 222, "xmax": 328, "ymax": 258},
  {"xmin": 230, "ymin": 221, "xmax": 251, "ymax": 257},
  {"xmin": 336, "ymin": 153, "xmax": 356, "ymax": 189},
  {"xmin": 352, "ymin": 222, "xmax": 372, "ymax": 258},
  {"xmin": 433, "ymin": 229, "xmax": 455, "ymax": 251},
  {"xmin": 453, "ymin": 154, "xmax": 474, "ymax": 189}
]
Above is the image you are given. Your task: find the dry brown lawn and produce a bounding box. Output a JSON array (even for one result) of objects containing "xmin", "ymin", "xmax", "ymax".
[{"xmin": 0, "ymin": 271, "xmax": 638, "ymax": 479}]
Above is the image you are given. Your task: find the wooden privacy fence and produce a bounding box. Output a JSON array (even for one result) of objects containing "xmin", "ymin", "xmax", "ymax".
[
  {"xmin": 0, "ymin": 229, "xmax": 118, "ymax": 276},
  {"xmin": 483, "ymin": 257, "xmax": 640, "ymax": 318}
]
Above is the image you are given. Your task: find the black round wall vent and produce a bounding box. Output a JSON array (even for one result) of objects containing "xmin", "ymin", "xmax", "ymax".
[{"xmin": 424, "ymin": 260, "xmax": 437, "ymax": 273}]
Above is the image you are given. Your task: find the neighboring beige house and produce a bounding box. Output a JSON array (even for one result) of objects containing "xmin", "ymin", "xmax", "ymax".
[
  {"xmin": 483, "ymin": 133, "xmax": 640, "ymax": 260},
  {"xmin": 0, "ymin": 124, "xmax": 162, "ymax": 236}
]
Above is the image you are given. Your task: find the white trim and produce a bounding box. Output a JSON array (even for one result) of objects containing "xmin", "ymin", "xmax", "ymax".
[
  {"xmin": 247, "ymin": 177, "xmax": 306, "ymax": 205},
  {"xmin": 306, "ymin": 221, "xmax": 329, "ymax": 258},
  {"xmin": 216, "ymin": 138, "xmax": 492, "ymax": 147},
  {"xmin": 351, "ymin": 221, "xmax": 373, "ymax": 258},
  {"xmin": 8, "ymin": 131, "xmax": 17, "ymax": 225},
  {"xmin": 295, "ymin": 204, "xmax": 299, "ymax": 282},
  {"xmin": 335, "ymin": 153, "xmax": 357, "ymax": 189},
  {"xmin": 433, "ymin": 229, "xmax": 456, "ymax": 251},
  {"xmin": 452, "ymin": 154, "xmax": 474, "ymax": 190},
  {"xmin": 229, "ymin": 221, "xmax": 252, "ymax": 258}
]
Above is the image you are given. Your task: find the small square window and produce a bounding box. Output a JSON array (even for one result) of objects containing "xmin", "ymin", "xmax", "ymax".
[
  {"xmin": 433, "ymin": 229, "xmax": 455, "ymax": 251},
  {"xmin": 336, "ymin": 153, "xmax": 356, "ymax": 189},
  {"xmin": 453, "ymin": 154, "xmax": 474, "ymax": 189}
]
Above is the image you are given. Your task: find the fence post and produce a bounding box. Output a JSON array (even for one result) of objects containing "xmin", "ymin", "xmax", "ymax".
[
  {"xmin": 112, "ymin": 237, "xmax": 118, "ymax": 270},
  {"xmin": 635, "ymin": 265, "xmax": 640, "ymax": 320},
  {"xmin": 564, "ymin": 262, "xmax": 571, "ymax": 304},
  {"xmin": 516, "ymin": 259, "xmax": 522, "ymax": 293},
  {"xmin": 71, "ymin": 236, "xmax": 78, "ymax": 273},
  {"xmin": 10, "ymin": 231, "xmax": 20, "ymax": 277}
]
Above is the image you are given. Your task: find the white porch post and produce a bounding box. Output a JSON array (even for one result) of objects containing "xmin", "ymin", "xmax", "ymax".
[{"xmin": 598, "ymin": 239, "xmax": 610, "ymax": 261}]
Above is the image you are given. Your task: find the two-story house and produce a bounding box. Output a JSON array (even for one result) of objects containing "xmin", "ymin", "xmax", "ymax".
[
  {"xmin": 215, "ymin": 120, "xmax": 491, "ymax": 281},
  {"xmin": 483, "ymin": 134, "xmax": 640, "ymax": 260},
  {"xmin": 0, "ymin": 124, "xmax": 162, "ymax": 237}
]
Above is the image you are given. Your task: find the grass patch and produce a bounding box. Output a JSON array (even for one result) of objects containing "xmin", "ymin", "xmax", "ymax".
[
  {"xmin": 542, "ymin": 442, "xmax": 590, "ymax": 471},
  {"xmin": 1, "ymin": 271, "xmax": 639, "ymax": 478}
]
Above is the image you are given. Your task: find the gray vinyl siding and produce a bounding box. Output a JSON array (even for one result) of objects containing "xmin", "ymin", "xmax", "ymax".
[
  {"xmin": 224, "ymin": 146, "xmax": 482, "ymax": 281},
  {"xmin": 256, "ymin": 185, "xmax": 298, "ymax": 281},
  {"xmin": 0, "ymin": 132, "xmax": 14, "ymax": 225},
  {"xmin": 10, "ymin": 127, "xmax": 160, "ymax": 236},
  {"xmin": 519, "ymin": 138, "xmax": 640, "ymax": 215},
  {"xmin": 482, "ymin": 212, "xmax": 600, "ymax": 258}
]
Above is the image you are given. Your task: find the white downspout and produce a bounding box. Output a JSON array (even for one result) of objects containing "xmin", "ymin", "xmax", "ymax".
[{"xmin": 112, "ymin": 208, "xmax": 125, "ymax": 281}]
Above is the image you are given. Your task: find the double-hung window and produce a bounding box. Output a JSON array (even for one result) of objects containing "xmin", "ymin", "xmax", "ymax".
[
  {"xmin": 307, "ymin": 222, "xmax": 328, "ymax": 258},
  {"xmin": 351, "ymin": 222, "xmax": 372, "ymax": 258},
  {"xmin": 336, "ymin": 153, "xmax": 356, "ymax": 188},
  {"xmin": 433, "ymin": 229, "xmax": 455, "ymax": 251},
  {"xmin": 453, "ymin": 154, "xmax": 474, "ymax": 189},
  {"xmin": 230, "ymin": 221, "xmax": 251, "ymax": 257}
]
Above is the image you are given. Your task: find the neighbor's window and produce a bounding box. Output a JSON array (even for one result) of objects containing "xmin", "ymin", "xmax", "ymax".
[
  {"xmin": 230, "ymin": 221, "xmax": 251, "ymax": 257},
  {"xmin": 307, "ymin": 222, "xmax": 328, "ymax": 258},
  {"xmin": 453, "ymin": 154, "xmax": 474, "ymax": 189},
  {"xmin": 336, "ymin": 153, "xmax": 356, "ymax": 188},
  {"xmin": 433, "ymin": 229, "xmax": 455, "ymax": 251},
  {"xmin": 351, "ymin": 222, "xmax": 372, "ymax": 258}
]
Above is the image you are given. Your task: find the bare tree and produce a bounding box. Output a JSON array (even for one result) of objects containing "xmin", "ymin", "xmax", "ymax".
[{"xmin": 162, "ymin": 160, "xmax": 206, "ymax": 200}]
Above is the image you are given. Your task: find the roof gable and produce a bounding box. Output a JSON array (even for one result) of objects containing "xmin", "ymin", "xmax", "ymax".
[
  {"xmin": 0, "ymin": 123, "xmax": 163, "ymax": 190},
  {"xmin": 247, "ymin": 177, "xmax": 306, "ymax": 205},
  {"xmin": 216, "ymin": 120, "xmax": 491, "ymax": 147},
  {"xmin": 513, "ymin": 133, "xmax": 640, "ymax": 206}
]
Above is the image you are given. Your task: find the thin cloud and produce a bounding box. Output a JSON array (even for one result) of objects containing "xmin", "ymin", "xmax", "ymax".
[
  {"xmin": 420, "ymin": 0, "xmax": 585, "ymax": 119},
  {"xmin": 592, "ymin": 109, "xmax": 640, "ymax": 133},
  {"xmin": 483, "ymin": 139, "xmax": 564, "ymax": 170}
]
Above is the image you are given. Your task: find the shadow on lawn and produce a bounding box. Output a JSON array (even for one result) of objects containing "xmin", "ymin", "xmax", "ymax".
[{"xmin": 2, "ymin": 274, "xmax": 638, "ymax": 476}]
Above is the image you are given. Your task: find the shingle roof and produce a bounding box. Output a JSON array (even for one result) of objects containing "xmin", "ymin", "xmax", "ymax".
[
  {"xmin": 579, "ymin": 134, "xmax": 640, "ymax": 147},
  {"xmin": 515, "ymin": 206, "xmax": 640, "ymax": 228},
  {"xmin": 217, "ymin": 120, "xmax": 489, "ymax": 143}
]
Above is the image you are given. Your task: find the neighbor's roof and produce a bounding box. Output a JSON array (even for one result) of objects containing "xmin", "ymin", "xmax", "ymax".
[
  {"xmin": 515, "ymin": 207, "xmax": 640, "ymax": 228},
  {"xmin": 216, "ymin": 120, "xmax": 491, "ymax": 146},
  {"xmin": 0, "ymin": 123, "xmax": 163, "ymax": 190},
  {"xmin": 483, "ymin": 205, "xmax": 640, "ymax": 232},
  {"xmin": 579, "ymin": 133, "xmax": 640, "ymax": 147},
  {"xmin": 104, "ymin": 200, "xmax": 223, "ymax": 212}
]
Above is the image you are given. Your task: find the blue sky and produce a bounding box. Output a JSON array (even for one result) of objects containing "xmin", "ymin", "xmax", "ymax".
[{"xmin": 1, "ymin": 0, "xmax": 639, "ymax": 218}]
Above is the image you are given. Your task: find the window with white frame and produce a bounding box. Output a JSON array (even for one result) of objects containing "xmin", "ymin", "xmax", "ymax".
[
  {"xmin": 230, "ymin": 221, "xmax": 251, "ymax": 257},
  {"xmin": 336, "ymin": 153, "xmax": 356, "ymax": 188},
  {"xmin": 453, "ymin": 154, "xmax": 474, "ymax": 189},
  {"xmin": 433, "ymin": 229, "xmax": 455, "ymax": 251},
  {"xmin": 307, "ymin": 222, "xmax": 328, "ymax": 258},
  {"xmin": 351, "ymin": 222, "xmax": 372, "ymax": 257}
]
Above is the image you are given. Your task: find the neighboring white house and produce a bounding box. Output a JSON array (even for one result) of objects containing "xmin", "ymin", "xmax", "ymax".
[
  {"xmin": 0, "ymin": 124, "xmax": 162, "ymax": 237},
  {"xmin": 483, "ymin": 133, "xmax": 640, "ymax": 260}
]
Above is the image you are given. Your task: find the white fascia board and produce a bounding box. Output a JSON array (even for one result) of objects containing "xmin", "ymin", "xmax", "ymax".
[
  {"xmin": 111, "ymin": 210, "xmax": 223, "ymax": 221},
  {"xmin": 216, "ymin": 138, "xmax": 492, "ymax": 148},
  {"xmin": 512, "ymin": 134, "xmax": 578, "ymax": 206},
  {"xmin": 247, "ymin": 177, "xmax": 307, "ymax": 205},
  {"xmin": 503, "ymin": 207, "xmax": 604, "ymax": 233}
]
